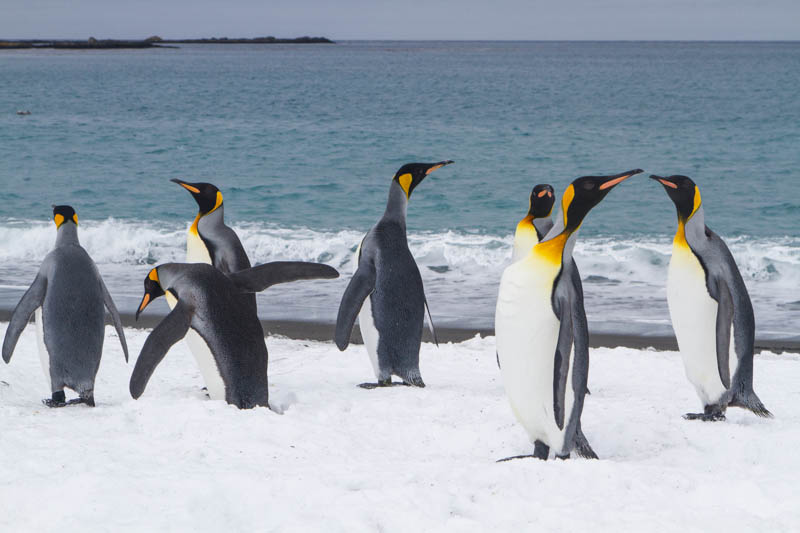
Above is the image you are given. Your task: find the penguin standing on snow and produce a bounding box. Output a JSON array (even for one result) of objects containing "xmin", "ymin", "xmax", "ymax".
[
  {"xmin": 335, "ymin": 161, "xmax": 453, "ymax": 388},
  {"xmin": 170, "ymin": 179, "xmax": 256, "ymax": 392},
  {"xmin": 496, "ymin": 169, "xmax": 642, "ymax": 461},
  {"xmin": 170, "ymin": 179, "xmax": 251, "ymax": 273},
  {"xmin": 2, "ymin": 206, "xmax": 128, "ymax": 406},
  {"xmin": 133, "ymin": 261, "xmax": 338, "ymax": 408},
  {"xmin": 512, "ymin": 184, "xmax": 555, "ymax": 262},
  {"xmin": 651, "ymin": 174, "xmax": 771, "ymax": 421}
]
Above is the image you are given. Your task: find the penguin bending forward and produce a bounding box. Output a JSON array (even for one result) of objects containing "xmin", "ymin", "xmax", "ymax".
[
  {"xmin": 133, "ymin": 261, "xmax": 338, "ymax": 409},
  {"xmin": 2, "ymin": 206, "xmax": 128, "ymax": 406},
  {"xmin": 335, "ymin": 161, "xmax": 453, "ymax": 388},
  {"xmin": 496, "ymin": 169, "xmax": 642, "ymax": 460},
  {"xmin": 512, "ymin": 184, "xmax": 555, "ymax": 262},
  {"xmin": 651, "ymin": 175, "xmax": 771, "ymax": 421}
]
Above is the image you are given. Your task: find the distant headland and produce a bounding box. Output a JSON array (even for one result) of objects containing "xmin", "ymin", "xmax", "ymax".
[{"xmin": 0, "ymin": 35, "xmax": 334, "ymax": 49}]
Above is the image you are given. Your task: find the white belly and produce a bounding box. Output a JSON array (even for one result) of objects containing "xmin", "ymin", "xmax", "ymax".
[
  {"xmin": 165, "ymin": 276, "xmax": 225, "ymax": 401},
  {"xmin": 495, "ymin": 258, "xmax": 573, "ymax": 452},
  {"xmin": 358, "ymin": 295, "xmax": 381, "ymax": 379},
  {"xmin": 186, "ymin": 229, "xmax": 212, "ymax": 264},
  {"xmin": 667, "ymin": 245, "xmax": 727, "ymax": 405},
  {"xmin": 353, "ymin": 240, "xmax": 380, "ymax": 378},
  {"xmin": 34, "ymin": 307, "xmax": 51, "ymax": 390}
]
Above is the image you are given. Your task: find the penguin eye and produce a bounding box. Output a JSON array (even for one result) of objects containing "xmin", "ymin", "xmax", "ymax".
[{"xmin": 582, "ymin": 182, "xmax": 595, "ymax": 190}]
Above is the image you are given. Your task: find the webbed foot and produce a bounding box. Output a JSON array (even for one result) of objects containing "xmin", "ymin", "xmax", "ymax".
[
  {"xmin": 358, "ymin": 380, "xmax": 411, "ymax": 389},
  {"xmin": 43, "ymin": 391, "xmax": 66, "ymax": 408},
  {"xmin": 683, "ymin": 412, "xmax": 726, "ymax": 422}
]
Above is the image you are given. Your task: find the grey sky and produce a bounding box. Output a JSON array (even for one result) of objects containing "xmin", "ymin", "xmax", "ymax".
[{"xmin": 2, "ymin": 0, "xmax": 798, "ymax": 40}]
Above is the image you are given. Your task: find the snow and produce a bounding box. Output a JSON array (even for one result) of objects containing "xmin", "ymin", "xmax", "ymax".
[{"xmin": 0, "ymin": 323, "xmax": 797, "ymax": 532}]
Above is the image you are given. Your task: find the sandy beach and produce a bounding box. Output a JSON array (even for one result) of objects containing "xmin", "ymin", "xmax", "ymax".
[{"xmin": 0, "ymin": 322, "xmax": 796, "ymax": 531}]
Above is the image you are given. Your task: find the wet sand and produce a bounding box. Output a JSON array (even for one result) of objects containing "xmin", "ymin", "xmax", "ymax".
[{"xmin": 2, "ymin": 309, "xmax": 796, "ymax": 353}]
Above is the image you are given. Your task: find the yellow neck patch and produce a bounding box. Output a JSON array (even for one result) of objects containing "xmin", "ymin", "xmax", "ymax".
[
  {"xmin": 691, "ymin": 185, "xmax": 702, "ymax": 217},
  {"xmin": 533, "ymin": 231, "xmax": 568, "ymax": 265},
  {"xmin": 54, "ymin": 214, "xmax": 64, "ymax": 228},
  {"xmin": 561, "ymin": 184, "xmax": 575, "ymax": 228},
  {"xmin": 398, "ymin": 173, "xmax": 413, "ymax": 199},
  {"xmin": 190, "ymin": 191, "xmax": 224, "ymax": 234}
]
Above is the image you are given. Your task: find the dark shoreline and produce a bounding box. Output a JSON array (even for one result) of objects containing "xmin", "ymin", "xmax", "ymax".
[
  {"xmin": 2, "ymin": 309, "xmax": 796, "ymax": 354},
  {"xmin": 0, "ymin": 36, "xmax": 333, "ymax": 50}
]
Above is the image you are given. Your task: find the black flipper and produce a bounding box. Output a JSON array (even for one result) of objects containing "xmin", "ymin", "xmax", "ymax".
[
  {"xmin": 424, "ymin": 297, "xmax": 438, "ymax": 347},
  {"xmin": 552, "ymin": 302, "xmax": 573, "ymax": 430},
  {"xmin": 130, "ymin": 301, "xmax": 193, "ymax": 399},
  {"xmin": 2, "ymin": 273, "xmax": 47, "ymax": 363},
  {"xmin": 229, "ymin": 261, "xmax": 339, "ymax": 293},
  {"xmin": 100, "ymin": 276, "xmax": 129, "ymax": 362},
  {"xmin": 714, "ymin": 278, "xmax": 733, "ymax": 389},
  {"xmin": 334, "ymin": 260, "xmax": 376, "ymax": 351}
]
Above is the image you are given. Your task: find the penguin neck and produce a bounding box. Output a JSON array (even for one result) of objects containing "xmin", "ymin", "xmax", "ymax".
[
  {"xmin": 676, "ymin": 206, "xmax": 705, "ymax": 248},
  {"xmin": 55, "ymin": 223, "xmax": 80, "ymax": 247},
  {"xmin": 532, "ymin": 216, "xmax": 552, "ymax": 241},
  {"xmin": 382, "ymin": 181, "xmax": 409, "ymax": 227},
  {"xmin": 533, "ymin": 213, "xmax": 577, "ymax": 265},
  {"xmin": 193, "ymin": 205, "xmax": 224, "ymax": 236}
]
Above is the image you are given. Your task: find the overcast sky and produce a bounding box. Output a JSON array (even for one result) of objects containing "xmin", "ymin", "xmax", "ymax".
[{"xmin": 2, "ymin": 0, "xmax": 798, "ymax": 40}]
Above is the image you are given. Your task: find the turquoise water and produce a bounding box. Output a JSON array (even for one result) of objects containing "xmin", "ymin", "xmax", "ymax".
[{"xmin": 1, "ymin": 42, "xmax": 798, "ymax": 337}]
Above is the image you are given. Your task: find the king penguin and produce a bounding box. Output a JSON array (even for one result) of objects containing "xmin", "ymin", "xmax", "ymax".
[
  {"xmin": 2, "ymin": 205, "xmax": 128, "ymax": 406},
  {"xmin": 335, "ymin": 161, "xmax": 453, "ymax": 388},
  {"xmin": 170, "ymin": 179, "xmax": 251, "ymax": 273},
  {"xmin": 651, "ymin": 174, "xmax": 771, "ymax": 421},
  {"xmin": 170, "ymin": 179, "xmax": 256, "ymax": 394},
  {"xmin": 495, "ymin": 169, "xmax": 642, "ymax": 460},
  {"xmin": 512, "ymin": 184, "xmax": 555, "ymax": 262},
  {"xmin": 133, "ymin": 261, "xmax": 338, "ymax": 408}
]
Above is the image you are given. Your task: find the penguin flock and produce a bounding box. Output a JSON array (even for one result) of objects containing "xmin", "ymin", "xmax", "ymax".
[{"xmin": 1, "ymin": 163, "xmax": 772, "ymax": 462}]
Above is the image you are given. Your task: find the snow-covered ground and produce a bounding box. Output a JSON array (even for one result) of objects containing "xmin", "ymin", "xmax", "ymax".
[{"xmin": 0, "ymin": 323, "xmax": 797, "ymax": 532}]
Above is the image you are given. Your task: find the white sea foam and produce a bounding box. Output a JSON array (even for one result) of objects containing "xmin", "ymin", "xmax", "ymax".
[{"xmin": 0, "ymin": 219, "xmax": 797, "ymax": 336}]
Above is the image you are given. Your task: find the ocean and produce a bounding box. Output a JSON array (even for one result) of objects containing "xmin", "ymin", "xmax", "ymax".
[{"xmin": 0, "ymin": 41, "xmax": 798, "ymax": 339}]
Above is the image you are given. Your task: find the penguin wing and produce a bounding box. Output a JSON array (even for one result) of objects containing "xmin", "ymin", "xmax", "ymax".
[
  {"xmin": 552, "ymin": 296, "xmax": 574, "ymax": 430},
  {"xmin": 423, "ymin": 298, "xmax": 438, "ymax": 347},
  {"xmin": 334, "ymin": 260, "xmax": 376, "ymax": 351},
  {"xmin": 2, "ymin": 273, "xmax": 47, "ymax": 363},
  {"xmin": 99, "ymin": 276, "xmax": 129, "ymax": 362},
  {"xmin": 228, "ymin": 262, "xmax": 340, "ymax": 293},
  {"xmin": 714, "ymin": 277, "xmax": 734, "ymax": 389},
  {"xmin": 129, "ymin": 300, "xmax": 193, "ymax": 399},
  {"xmin": 700, "ymin": 229, "xmax": 755, "ymax": 386}
]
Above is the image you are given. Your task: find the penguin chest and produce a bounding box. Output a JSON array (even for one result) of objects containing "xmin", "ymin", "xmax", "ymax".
[
  {"xmin": 34, "ymin": 307, "xmax": 51, "ymax": 389},
  {"xmin": 667, "ymin": 244, "xmax": 726, "ymax": 404},
  {"xmin": 186, "ymin": 229, "xmax": 212, "ymax": 265},
  {"xmin": 164, "ymin": 292, "xmax": 226, "ymax": 401},
  {"xmin": 512, "ymin": 221, "xmax": 539, "ymax": 262},
  {"xmin": 495, "ymin": 258, "xmax": 569, "ymax": 448}
]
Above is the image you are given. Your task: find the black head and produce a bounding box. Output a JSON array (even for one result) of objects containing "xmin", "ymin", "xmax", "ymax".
[
  {"xmin": 136, "ymin": 267, "xmax": 165, "ymax": 320},
  {"xmin": 392, "ymin": 160, "xmax": 454, "ymax": 199},
  {"xmin": 171, "ymin": 179, "xmax": 222, "ymax": 215},
  {"xmin": 52, "ymin": 205, "xmax": 77, "ymax": 228},
  {"xmin": 650, "ymin": 175, "xmax": 701, "ymax": 221},
  {"xmin": 562, "ymin": 169, "xmax": 643, "ymax": 232},
  {"xmin": 528, "ymin": 184, "xmax": 555, "ymax": 218}
]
